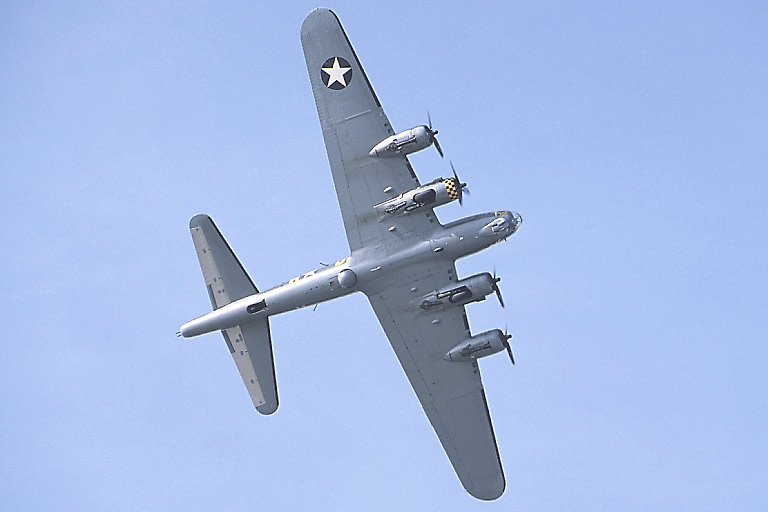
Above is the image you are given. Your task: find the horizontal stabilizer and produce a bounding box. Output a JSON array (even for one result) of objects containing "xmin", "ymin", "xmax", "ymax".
[
  {"xmin": 222, "ymin": 320, "xmax": 279, "ymax": 415},
  {"xmin": 188, "ymin": 214, "xmax": 278, "ymax": 414},
  {"xmin": 189, "ymin": 214, "xmax": 257, "ymax": 309}
]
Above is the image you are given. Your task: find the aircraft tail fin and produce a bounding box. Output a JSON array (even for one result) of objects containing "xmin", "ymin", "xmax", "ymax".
[{"xmin": 187, "ymin": 214, "xmax": 278, "ymax": 414}]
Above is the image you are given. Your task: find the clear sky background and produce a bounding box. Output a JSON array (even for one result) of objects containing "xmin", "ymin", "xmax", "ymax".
[{"xmin": 2, "ymin": 1, "xmax": 767, "ymax": 510}]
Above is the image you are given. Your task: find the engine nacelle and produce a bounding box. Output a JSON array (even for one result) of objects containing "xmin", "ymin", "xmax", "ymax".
[
  {"xmin": 444, "ymin": 329, "xmax": 508, "ymax": 362},
  {"xmin": 375, "ymin": 178, "xmax": 461, "ymax": 218},
  {"xmin": 369, "ymin": 125, "xmax": 432, "ymax": 158},
  {"xmin": 417, "ymin": 273, "xmax": 495, "ymax": 310}
]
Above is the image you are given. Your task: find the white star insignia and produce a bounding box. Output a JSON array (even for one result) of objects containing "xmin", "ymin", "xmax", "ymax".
[{"xmin": 322, "ymin": 57, "xmax": 352, "ymax": 88}]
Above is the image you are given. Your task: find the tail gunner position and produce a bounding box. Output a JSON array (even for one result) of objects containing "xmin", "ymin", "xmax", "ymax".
[{"xmin": 180, "ymin": 8, "xmax": 522, "ymax": 501}]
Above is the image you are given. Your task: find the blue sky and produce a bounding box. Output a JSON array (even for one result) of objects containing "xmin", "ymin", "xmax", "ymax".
[{"xmin": 2, "ymin": 1, "xmax": 767, "ymax": 510}]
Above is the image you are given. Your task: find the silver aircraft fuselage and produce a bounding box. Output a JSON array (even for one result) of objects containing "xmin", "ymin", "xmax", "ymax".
[{"xmin": 180, "ymin": 210, "xmax": 521, "ymax": 338}]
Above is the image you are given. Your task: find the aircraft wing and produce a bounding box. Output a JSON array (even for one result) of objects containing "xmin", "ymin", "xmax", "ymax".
[
  {"xmin": 301, "ymin": 8, "xmax": 439, "ymax": 252},
  {"xmin": 366, "ymin": 261, "xmax": 506, "ymax": 501}
]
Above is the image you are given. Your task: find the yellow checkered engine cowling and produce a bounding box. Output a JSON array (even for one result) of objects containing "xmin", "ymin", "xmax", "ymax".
[
  {"xmin": 374, "ymin": 177, "xmax": 462, "ymax": 218},
  {"xmin": 445, "ymin": 178, "xmax": 460, "ymax": 201}
]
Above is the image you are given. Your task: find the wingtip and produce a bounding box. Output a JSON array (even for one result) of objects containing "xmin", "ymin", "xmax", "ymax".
[
  {"xmin": 305, "ymin": 7, "xmax": 335, "ymax": 18},
  {"xmin": 189, "ymin": 213, "xmax": 212, "ymax": 229},
  {"xmin": 465, "ymin": 473, "xmax": 506, "ymax": 501},
  {"xmin": 256, "ymin": 400, "xmax": 279, "ymax": 415},
  {"xmin": 301, "ymin": 7, "xmax": 337, "ymax": 32}
]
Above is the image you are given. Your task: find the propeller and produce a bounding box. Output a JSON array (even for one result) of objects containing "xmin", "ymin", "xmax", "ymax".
[
  {"xmin": 490, "ymin": 268, "xmax": 505, "ymax": 308},
  {"xmin": 426, "ymin": 111, "xmax": 444, "ymax": 158},
  {"xmin": 450, "ymin": 161, "xmax": 469, "ymax": 206},
  {"xmin": 502, "ymin": 328, "xmax": 515, "ymax": 365}
]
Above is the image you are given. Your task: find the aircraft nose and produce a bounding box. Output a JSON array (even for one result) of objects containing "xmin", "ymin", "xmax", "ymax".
[{"xmin": 506, "ymin": 211, "xmax": 522, "ymax": 234}]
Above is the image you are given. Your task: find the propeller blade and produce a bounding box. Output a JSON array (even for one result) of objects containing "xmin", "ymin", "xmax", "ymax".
[
  {"xmin": 490, "ymin": 270, "xmax": 504, "ymax": 308},
  {"xmin": 426, "ymin": 111, "xmax": 444, "ymax": 157},
  {"xmin": 502, "ymin": 331, "xmax": 515, "ymax": 365},
  {"xmin": 450, "ymin": 161, "xmax": 465, "ymax": 205},
  {"xmin": 433, "ymin": 136, "xmax": 444, "ymax": 158},
  {"xmin": 495, "ymin": 286, "xmax": 505, "ymax": 308},
  {"xmin": 506, "ymin": 343, "xmax": 516, "ymax": 365}
]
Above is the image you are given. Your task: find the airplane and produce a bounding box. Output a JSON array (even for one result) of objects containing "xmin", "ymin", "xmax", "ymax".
[{"xmin": 179, "ymin": 8, "xmax": 522, "ymax": 501}]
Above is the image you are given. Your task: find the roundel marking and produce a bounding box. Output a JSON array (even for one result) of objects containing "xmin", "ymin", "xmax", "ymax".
[{"xmin": 321, "ymin": 57, "xmax": 353, "ymax": 90}]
